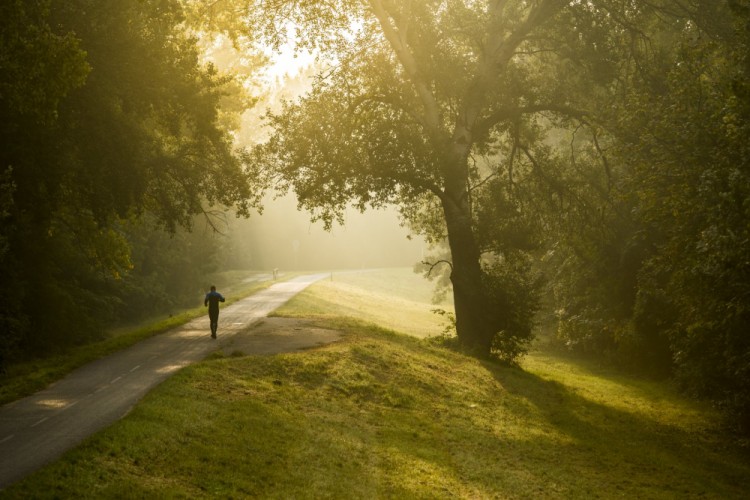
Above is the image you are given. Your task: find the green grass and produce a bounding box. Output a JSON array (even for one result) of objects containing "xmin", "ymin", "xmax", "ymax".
[
  {"xmin": 4, "ymin": 268, "xmax": 750, "ymax": 498},
  {"xmin": 0, "ymin": 270, "xmax": 286, "ymax": 406},
  {"xmin": 275, "ymin": 268, "xmax": 453, "ymax": 338}
]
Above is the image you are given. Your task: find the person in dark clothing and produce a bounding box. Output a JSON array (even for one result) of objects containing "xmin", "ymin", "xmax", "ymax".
[{"xmin": 204, "ymin": 285, "xmax": 225, "ymax": 339}]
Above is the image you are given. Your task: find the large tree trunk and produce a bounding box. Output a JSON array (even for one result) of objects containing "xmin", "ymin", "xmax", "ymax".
[{"xmin": 442, "ymin": 193, "xmax": 495, "ymax": 356}]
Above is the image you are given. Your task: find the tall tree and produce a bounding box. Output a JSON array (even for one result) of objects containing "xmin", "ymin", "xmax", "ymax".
[
  {"xmin": 0, "ymin": 0, "xmax": 255, "ymax": 364},
  {"xmin": 196, "ymin": 0, "xmax": 636, "ymax": 357}
]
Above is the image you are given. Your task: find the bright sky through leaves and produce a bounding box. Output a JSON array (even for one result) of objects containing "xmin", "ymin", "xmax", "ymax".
[{"xmin": 262, "ymin": 23, "xmax": 315, "ymax": 83}]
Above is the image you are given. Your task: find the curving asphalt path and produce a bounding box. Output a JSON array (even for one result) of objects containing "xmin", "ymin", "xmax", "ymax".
[{"xmin": 0, "ymin": 273, "xmax": 327, "ymax": 489}]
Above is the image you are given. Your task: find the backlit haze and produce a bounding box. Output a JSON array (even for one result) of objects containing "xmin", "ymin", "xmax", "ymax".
[{"xmin": 203, "ymin": 34, "xmax": 427, "ymax": 271}]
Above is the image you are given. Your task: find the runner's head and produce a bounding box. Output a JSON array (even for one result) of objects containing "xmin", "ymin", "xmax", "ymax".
[{"xmin": 210, "ymin": 285, "xmax": 216, "ymax": 291}]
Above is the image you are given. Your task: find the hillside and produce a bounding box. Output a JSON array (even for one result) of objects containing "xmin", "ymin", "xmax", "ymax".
[{"xmin": 4, "ymin": 269, "xmax": 749, "ymax": 498}]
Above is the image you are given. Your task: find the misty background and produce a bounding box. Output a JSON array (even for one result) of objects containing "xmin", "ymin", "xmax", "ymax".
[
  {"xmin": 206, "ymin": 34, "xmax": 427, "ymax": 272},
  {"xmin": 202, "ymin": 34, "xmax": 426, "ymax": 270},
  {"xmin": 225, "ymin": 196, "xmax": 425, "ymax": 271}
]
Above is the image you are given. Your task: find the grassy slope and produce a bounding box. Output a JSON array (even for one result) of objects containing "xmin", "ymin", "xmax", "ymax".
[
  {"xmin": 4, "ymin": 268, "xmax": 750, "ymax": 498},
  {"xmin": 281, "ymin": 268, "xmax": 453, "ymax": 338}
]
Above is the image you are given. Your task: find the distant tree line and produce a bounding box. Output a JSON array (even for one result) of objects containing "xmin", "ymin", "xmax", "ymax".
[{"xmin": 0, "ymin": 0, "xmax": 255, "ymax": 368}]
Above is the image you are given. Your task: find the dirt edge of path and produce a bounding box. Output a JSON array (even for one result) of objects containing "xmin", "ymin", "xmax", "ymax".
[{"xmin": 219, "ymin": 317, "xmax": 343, "ymax": 356}]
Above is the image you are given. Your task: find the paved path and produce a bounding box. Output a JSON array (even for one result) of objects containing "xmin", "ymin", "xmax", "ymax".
[{"xmin": 0, "ymin": 274, "xmax": 328, "ymax": 489}]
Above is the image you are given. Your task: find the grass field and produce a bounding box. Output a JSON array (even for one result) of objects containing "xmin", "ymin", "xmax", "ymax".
[
  {"xmin": 275, "ymin": 268, "xmax": 453, "ymax": 338},
  {"xmin": 4, "ymin": 268, "xmax": 750, "ymax": 498}
]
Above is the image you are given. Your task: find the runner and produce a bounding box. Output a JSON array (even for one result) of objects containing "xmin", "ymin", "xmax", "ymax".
[{"xmin": 204, "ymin": 285, "xmax": 225, "ymax": 339}]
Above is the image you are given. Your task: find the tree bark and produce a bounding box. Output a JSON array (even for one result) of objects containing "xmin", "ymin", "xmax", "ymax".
[{"xmin": 441, "ymin": 177, "xmax": 495, "ymax": 355}]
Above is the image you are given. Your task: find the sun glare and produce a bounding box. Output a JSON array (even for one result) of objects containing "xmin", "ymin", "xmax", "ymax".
[{"xmin": 262, "ymin": 31, "xmax": 315, "ymax": 83}]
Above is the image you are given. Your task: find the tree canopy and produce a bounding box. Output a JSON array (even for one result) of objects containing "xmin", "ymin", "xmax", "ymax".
[
  {"xmin": 0, "ymin": 0, "xmax": 255, "ymax": 366},
  {"xmin": 190, "ymin": 0, "xmax": 750, "ymax": 427},
  {"xmin": 204, "ymin": 0, "xmax": 649, "ymax": 358},
  {"xmin": 552, "ymin": 0, "xmax": 750, "ymax": 429}
]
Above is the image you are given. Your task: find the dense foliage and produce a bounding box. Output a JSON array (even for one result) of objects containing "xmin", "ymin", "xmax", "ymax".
[
  {"xmin": 0, "ymin": 0, "xmax": 253, "ymax": 369},
  {"xmin": 549, "ymin": 1, "xmax": 750, "ymax": 430}
]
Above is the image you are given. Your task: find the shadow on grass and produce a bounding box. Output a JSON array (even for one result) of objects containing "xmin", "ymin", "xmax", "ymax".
[
  {"xmin": 309, "ymin": 331, "xmax": 750, "ymax": 497},
  {"xmin": 483, "ymin": 361, "xmax": 750, "ymax": 497},
  {"xmin": 274, "ymin": 324, "xmax": 750, "ymax": 497},
  {"xmin": 242, "ymin": 331, "xmax": 750, "ymax": 497}
]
